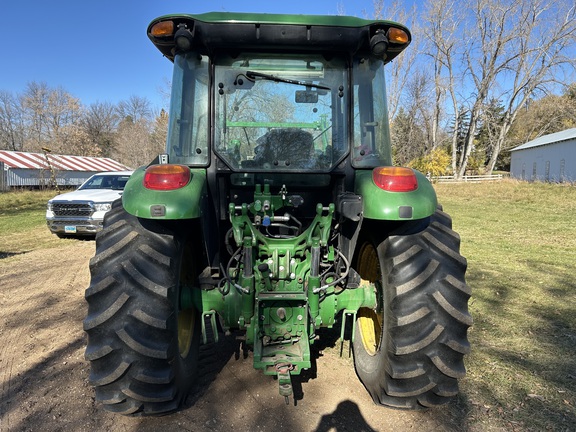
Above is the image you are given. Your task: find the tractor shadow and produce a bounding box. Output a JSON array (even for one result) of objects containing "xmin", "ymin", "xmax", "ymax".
[
  {"xmin": 314, "ymin": 400, "xmax": 377, "ymax": 432},
  {"xmin": 184, "ymin": 330, "xmax": 241, "ymax": 407},
  {"xmin": 292, "ymin": 324, "xmax": 346, "ymax": 404}
]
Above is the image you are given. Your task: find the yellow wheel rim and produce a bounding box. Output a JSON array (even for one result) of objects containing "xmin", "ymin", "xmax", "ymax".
[
  {"xmin": 178, "ymin": 243, "xmax": 196, "ymax": 359},
  {"xmin": 178, "ymin": 308, "xmax": 195, "ymax": 358},
  {"xmin": 356, "ymin": 242, "xmax": 382, "ymax": 356}
]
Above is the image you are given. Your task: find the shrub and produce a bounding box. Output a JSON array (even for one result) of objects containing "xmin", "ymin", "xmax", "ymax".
[{"xmin": 408, "ymin": 147, "xmax": 451, "ymax": 176}]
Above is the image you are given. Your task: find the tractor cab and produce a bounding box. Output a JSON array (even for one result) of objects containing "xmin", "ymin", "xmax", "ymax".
[{"xmin": 137, "ymin": 12, "xmax": 418, "ymax": 228}]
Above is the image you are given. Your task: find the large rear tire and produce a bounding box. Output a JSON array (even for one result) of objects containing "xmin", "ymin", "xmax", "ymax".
[
  {"xmin": 83, "ymin": 201, "xmax": 201, "ymax": 415},
  {"xmin": 353, "ymin": 207, "xmax": 472, "ymax": 409}
]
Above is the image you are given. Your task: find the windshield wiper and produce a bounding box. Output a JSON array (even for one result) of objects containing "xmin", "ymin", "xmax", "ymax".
[{"xmin": 245, "ymin": 70, "xmax": 331, "ymax": 91}]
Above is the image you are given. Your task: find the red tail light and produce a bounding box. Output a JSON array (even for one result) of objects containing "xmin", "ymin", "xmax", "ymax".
[
  {"xmin": 144, "ymin": 164, "xmax": 190, "ymax": 190},
  {"xmin": 372, "ymin": 167, "xmax": 418, "ymax": 192}
]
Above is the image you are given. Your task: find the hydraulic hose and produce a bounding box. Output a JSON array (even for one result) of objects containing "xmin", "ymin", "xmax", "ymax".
[{"xmin": 313, "ymin": 248, "xmax": 350, "ymax": 294}]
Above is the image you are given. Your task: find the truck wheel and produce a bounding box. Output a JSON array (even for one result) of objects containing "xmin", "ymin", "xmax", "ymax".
[
  {"xmin": 353, "ymin": 207, "xmax": 472, "ymax": 409},
  {"xmin": 84, "ymin": 201, "xmax": 201, "ymax": 415}
]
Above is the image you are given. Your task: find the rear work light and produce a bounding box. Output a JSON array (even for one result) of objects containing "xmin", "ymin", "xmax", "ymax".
[
  {"xmin": 372, "ymin": 167, "xmax": 418, "ymax": 192},
  {"xmin": 144, "ymin": 164, "xmax": 190, "ymax": 190}
]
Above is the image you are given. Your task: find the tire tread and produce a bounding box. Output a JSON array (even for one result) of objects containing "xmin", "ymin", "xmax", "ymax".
[{"xmin": 353, "ymin": 207, "xmax": 472, "ymax": 409}]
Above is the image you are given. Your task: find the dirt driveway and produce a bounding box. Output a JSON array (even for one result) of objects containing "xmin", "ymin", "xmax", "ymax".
[{"xmin": 0, "ymin": 237, "xmax": 463, "ymax": 432}]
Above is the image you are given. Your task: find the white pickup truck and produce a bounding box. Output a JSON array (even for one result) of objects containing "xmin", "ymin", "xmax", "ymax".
[{"xmin": 46, "ymin": 171, "xmax": 133, "ymax": 237}]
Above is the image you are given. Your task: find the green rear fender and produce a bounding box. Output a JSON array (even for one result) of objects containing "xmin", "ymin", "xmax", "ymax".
[
  {"xmin": 355, "ymin": 169, "xmax": 437, "ymax": 220},
  {"xmin": 122, "ymin": 167, "xmax": 207, "ymax": 219}
]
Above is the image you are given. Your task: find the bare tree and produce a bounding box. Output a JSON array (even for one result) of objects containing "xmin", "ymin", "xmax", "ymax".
[
  {"xmin": 0, "ymin": 91, "xmax": 25, "ymax": 151},
  {"xmin": 21, "ymin": 81, "xmax": 51, "ymax": 149},
  {"xmin": 116, "ymin": 95, "xmax": 152, "ymax": 124},
  {"xmin": 391, "ymin": 69, "xmax": 435, "ymax": 162},
  {"xmin": 21, "ymin": 82, "xmax": 83, "ymax": 152},
  {"xmin": 81, "ymin": 101, "xmax": 119, "ymax": 157},
  {"xmin": 113, "ymin": 119, "xmax": 156, "ymax": 168},
  {"xmin": 52, "ymin": 124, "xmax": 100, "ymax": 157},
  {"xmin": 423, "ymin": 0, "xmax": 465, "ymax": 173},
  {"xmin": 484, "ymin": 1, "xmax": 576, "ymax": 173},
  {"xmin": 407, "ymin": 69, "xmax": 436, "ymax": 151},
  {"xmin": 46, "ymin": 86, "xmax": 82, "ymax": 138},
  {"xmin": 392, "ymin": 0, "xmax": 576, "ymax": 176},
  {"xmin": 455, "ymin": 0, "xmax": 576, "ymax": 176},
  {"xmin": 149, "ymin": 109, "xmax": 169, "ymax": 154}
]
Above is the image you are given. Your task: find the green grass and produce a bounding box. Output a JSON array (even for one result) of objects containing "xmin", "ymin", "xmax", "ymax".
[
  {"xmin": 1, "ymin": 183, "xmax": 575, "ymax": 430},
  {"xmin": 0, "ymin": 189, "xmax": 65, "ymax": 255},
  {"xmin": 435, "ymin": 180, "xmax": 576, "ymax": 431}
]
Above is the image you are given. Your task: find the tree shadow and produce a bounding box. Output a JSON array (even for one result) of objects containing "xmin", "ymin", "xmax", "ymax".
[
  {"xmin": 0, "ymin": 250, "xmax": 29, "ymax": 259},
  {"xmin": 454, "ymin": 257, "xmax": 576, "ymax": 430},
  {"xmin": 1, "ymin": 336, "xmax": 88, "ymax": 431}
]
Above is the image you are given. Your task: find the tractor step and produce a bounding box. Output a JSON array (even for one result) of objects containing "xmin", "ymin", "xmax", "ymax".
[
  {"xmin": 201, "ymin": 310, "xmax": 219, "ymax": 344},
  {"xmin": 340, "ymin": 309, "xmax": 356, "ymax": 358}
]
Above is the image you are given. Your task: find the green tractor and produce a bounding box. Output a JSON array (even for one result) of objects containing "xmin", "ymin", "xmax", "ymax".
[{"xmin": 84, "ymin": 11, "xmax": 472, "ymax": 415}]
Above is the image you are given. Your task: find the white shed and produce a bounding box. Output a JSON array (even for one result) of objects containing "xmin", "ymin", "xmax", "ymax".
[
  {"xmin": 0, "ymin": 150, "xmax": 131, "ymax": 190},
  {"xmin": 510, "ymin": 128, "xmax": 576, "ymax": 182}
]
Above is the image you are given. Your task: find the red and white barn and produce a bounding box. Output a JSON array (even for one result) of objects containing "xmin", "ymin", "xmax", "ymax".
[{"xmin": 0, "ymin": 150, "xmax": 131, "ymax": 190}]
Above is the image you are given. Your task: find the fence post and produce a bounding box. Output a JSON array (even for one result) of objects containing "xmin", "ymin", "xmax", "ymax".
[{"xmin": 0, "ymin": 161, "xmax": 7, "ymax": 191}]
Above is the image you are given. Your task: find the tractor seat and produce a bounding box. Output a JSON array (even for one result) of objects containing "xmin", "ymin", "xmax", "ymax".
[{"xmin": 254, "ymin": 128, "xmax": 314, "ymax": 167}]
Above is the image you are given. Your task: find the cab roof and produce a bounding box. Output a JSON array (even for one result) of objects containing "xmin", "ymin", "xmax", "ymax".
[{"xmin": 147, "ymin": 12, "xmax": 411, "ymax": 63}]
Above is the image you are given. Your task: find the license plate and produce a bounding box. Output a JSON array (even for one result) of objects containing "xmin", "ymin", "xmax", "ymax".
[{"xmin": 65, "ymin": 226, "xmax": 77, "ymax": 234}]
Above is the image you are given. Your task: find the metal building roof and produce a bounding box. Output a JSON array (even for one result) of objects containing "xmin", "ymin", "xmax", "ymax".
[
  {"xmin": 510, "ymin": 128, "xmax": 576, "ymax": 152},
  {"xmin": 0, "ymin": 150, "xmax": 130, "ymax": 172}
]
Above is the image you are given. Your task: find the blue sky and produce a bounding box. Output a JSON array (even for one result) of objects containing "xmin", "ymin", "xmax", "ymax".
[{"xmin": 1, "ymin": 1, "xmax": 387, "ymax": 112}]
